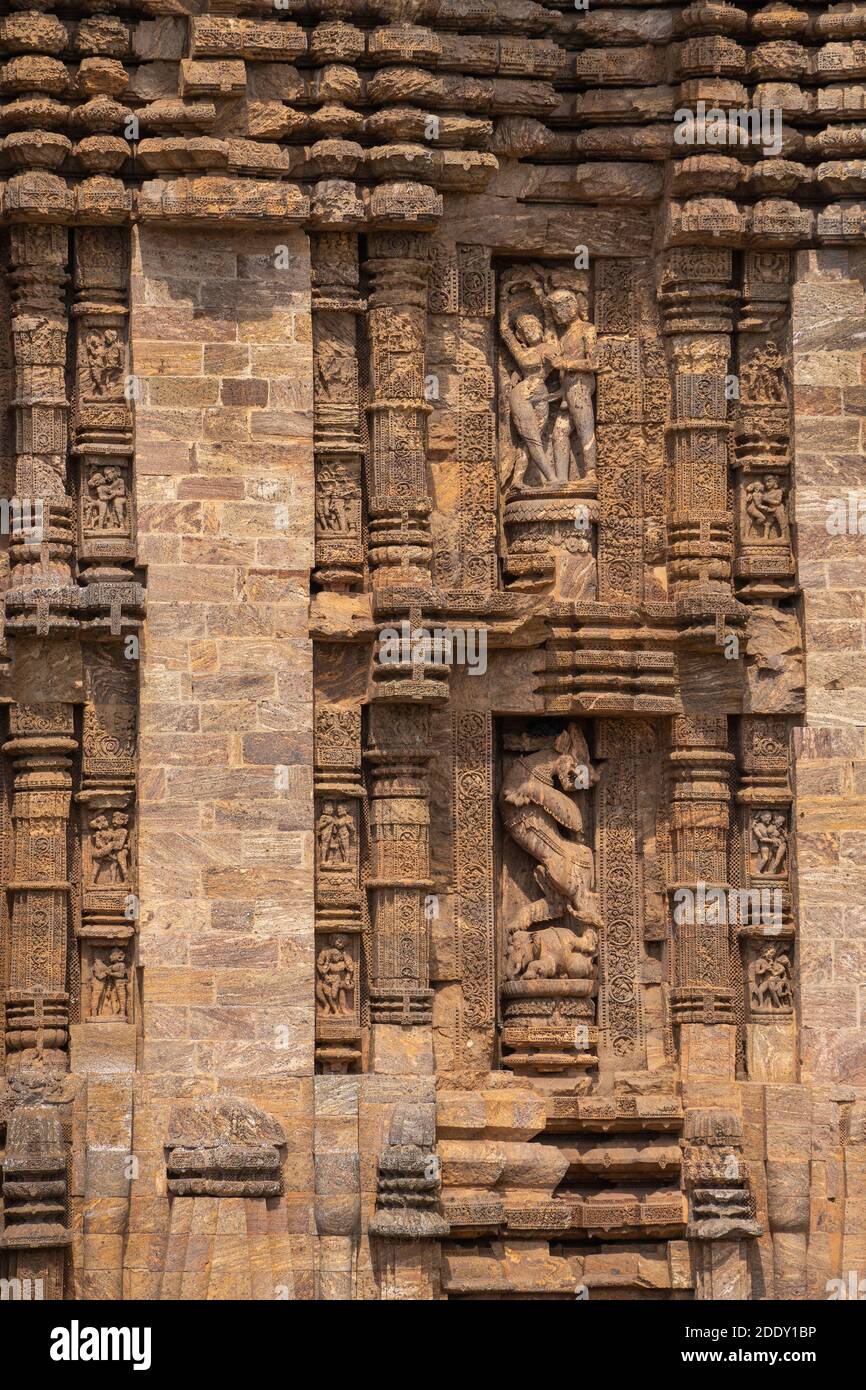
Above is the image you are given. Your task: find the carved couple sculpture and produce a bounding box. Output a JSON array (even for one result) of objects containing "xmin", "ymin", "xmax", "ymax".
[
  {"xmin": 500, "ymin": 267, "xmax": 599, "ymax": 493},
  {"xmin": 500, "ymin": 723, "xmax": 600, "ymax": 983},
  {"xmin": 750, "ymin": 943, "xmax": 792, "ymax": 1013}
]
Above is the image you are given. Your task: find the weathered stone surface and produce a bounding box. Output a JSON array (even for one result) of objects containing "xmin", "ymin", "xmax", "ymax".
[{"xmin": 0, "ymin": 0, "xmax": 863, "ymax": 1315}]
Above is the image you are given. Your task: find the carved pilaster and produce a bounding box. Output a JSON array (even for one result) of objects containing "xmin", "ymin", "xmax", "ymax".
[
  {"xmin": 667, "ymin": 716, "xmax": 735, "ymax": 1026},
  {"xmin": 734, "ymin": 252, "xmax": 795, "ymax": 600},
  {"xmin": 3, "ymin": 704, "xmax": 77, "ymax": 1071},
  {"xmin": 364, "ymin": 704, "xmax": 433, "ymax": 1026},
  {"xmin": 75, "ymin": 646, "xmax": 137, "ymax": 1025},
  {"xmin": 314, "ymin": 704, "xmax": 363, "ymax": 1071},
  {"xmin": 5, "ymin": 225, "xmax": 77, "ymax": 636},
  {"xmin": 0, "ymin": 1102, "xmax": 70, "ymax": 1299},
  {"xmin": 364, "ymin": 231, "xmax": 432, "ymax": 589},
  {"xmin": 369, "ymin": 1102, "xmax": 447, "ymax": 1241},
  {"xmin": 660, "ymin": 247, "xmax": 737, "ymax": 603},
  {"xmin": 595, "ymin": 258, "xmax": 668, "ymax": 605},
  {"xmin": 737, "ymin": 717, "xmax": 796, "ymax": 1078},
  {"xmin": 311, "ymin": 232, "xmax": 365, "ymax": 591},
  {"xmin": 682, "ymin": 1107, "xmax": 761, "ymax": 1298},
  {"xmin": 73, "ymin": 226, "xmax": 143, "ymax": 636}
]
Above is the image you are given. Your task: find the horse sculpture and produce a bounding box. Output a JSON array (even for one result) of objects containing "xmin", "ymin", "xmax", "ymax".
[{"xmin": 500, "ymin": 723, "xmax": 601, "ymax": 983}]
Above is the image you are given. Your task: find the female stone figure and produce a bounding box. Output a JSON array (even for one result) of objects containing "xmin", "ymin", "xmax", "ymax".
[
  {"xmin": 548, "ymin": 287, "xmax": 599, "ymax": 482},
  {"xmin": 499, "ymin": 275, "xmax": 562, "ymax": 491}
]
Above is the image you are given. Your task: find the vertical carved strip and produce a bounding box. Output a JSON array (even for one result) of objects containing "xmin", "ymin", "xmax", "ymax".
[
  {"xmin": 6, "ymin": 225, "xmax": 74, "ymax": 636},
  {"xmin": 456, "ymin": 246, "xmax": 497, "ymax": 592},
  {"xmin": 595, "ymin": 260, "xmax": 642, "ymax": 604},
  {"xmin": 3, "ymin": 702, "xmax": 77, "ymax": 1070},
  {"xmin": 76, "ymin": 647, "xmax": 137, "ymax": 1024},
  {"xmin": 660, "ymin": 247, "xmax": 736, "ymax": 602},
  {"xmin": 364, "ymin": 231, "xmax": 432, "ymax": 588},
  {"xmin": 73, "ymin": 227, "xmax": 142, "ymax": 636},
  {"xmin": 311, "ymin": 232, "xmax": 364, "ymax": 592},
  {"xmin": 596, "ymin": 719, "xmax": 645, "ymax": 1063},
  {"xmin": 314, "ymin": 705, "xmax": 363, "ymax": 1072},
  {"xmin": 668, "ymin": 715, "xmax": 735, "ymax": 1026},
  {"xmin": 452, "ymin": 710, "xmax": 495, "ymax": 1068},
  {"xmin": 737, "ymin": 717, "xmax": 796, "ymax": 1079},
  {"xmin": 734, "ymin": 252, "xmax": 795, "ymax": 600},
  {"xmin": 365, "ymin": 706, "xmax": 433, "ymax": 1026}
]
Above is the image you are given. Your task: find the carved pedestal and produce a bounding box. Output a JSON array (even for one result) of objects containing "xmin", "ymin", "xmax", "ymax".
[
  {"xmin": 503, "ymin": 485, "xmax": 598, "ymax": 598},
  {"xmin": 501, "ymin": 978, "xmax": 597, "ymax": 1077},
  {"xmin": 0, "ymin": 1104, "xmax": 70, "ymax": 1301}
]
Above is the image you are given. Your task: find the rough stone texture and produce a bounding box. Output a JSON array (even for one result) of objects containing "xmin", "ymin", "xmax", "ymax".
[
  {"xmin": 1, "ymin": 0, "xmax": 866, "ymax": 1307},
  {"xmin": 792, "ymin": 250, "xmax": 866, "ymax": 1090},
  {"xmin": 126, "ymin": 225, "xmax": 316, "ymax": 1297}
]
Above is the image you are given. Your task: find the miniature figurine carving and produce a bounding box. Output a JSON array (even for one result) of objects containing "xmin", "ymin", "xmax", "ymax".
[
  {"xmin": 500, "ymin": 267, "xmax": 598, "ymax": 493},
  {"xmin": 90, "ymin": 948, "xmax": 130, "ymax": 1019},
  {"xmin": 316, "ymin": 800, "xmax": 354, "ymax": 870},
  {"xmin": 745, "ymin": 476, "xmax": 786, "ymax": 539},
  {"xmin": 741, "ymin": 342, "xmax": 787, "ymax": 404},
  {"xmin": 315, "ymin": 464, "xmax": 356, "ymax": 535},
  {"xmin": 549, "ymin": 285, "xmax": 598, "ymax": 482},
  {"xmin": 91, "ymin": 811, "xmax": 131, "ymax": 884},
  {"xmin": 316, "ymin": 935, "xmax": 355, "ymax": 1016},
  {"xmin": 84, "ymin": 327, "xmax": 124, "ymax": 396},
  {"xmin": 750, "ymin": 943, "xmax": 793, "ymax": 1013},
  {"xmin": 86, "ymin": 465, "xmax": 128, "ymax": 531},
  {"xmin": 751, "ymin": 811, "xmax": 788, "ymax": 875}
]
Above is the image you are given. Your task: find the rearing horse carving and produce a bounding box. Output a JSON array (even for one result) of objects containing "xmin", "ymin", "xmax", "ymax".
[{"xmin": 500, "ymin": 724, "xmax": 601, "ymax": 982}]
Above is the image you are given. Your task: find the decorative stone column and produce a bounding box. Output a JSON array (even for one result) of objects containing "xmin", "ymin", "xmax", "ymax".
[
  {"xmin": 667, "ymin": 716, "xmax": 735, "ymax": 1030},
  {"xmin": 3, "ymin": 703, "xmax": 77, "ymax": 1072},
  {"xmin": 682, "ymin": 1108, "xmax": 761, "ymax": 1300},
  {"xmin": 659, "ymin": 247, "xmax": 737, "ymax": 605},
  {"xmin": 363, "ymin": 227, "xmax": 439, "ymax": 1034},
  {"xmin": 369, "ymin": 1102, "xmax": 447, "ymax": 1301},
  {"xmin": 311, "ymin": 232, "xmax": 365, "ymax": 591},
  {"xmin": 364, "ymin": 230, "xmax": 432, "ymax": 590},
  {"xmin": 5, "ymin": 224, "xmax": 77, "ymax": 635},
  {"xmin": 364, "ymin": 704, "xmax": 433, "ymax": 1029},
  {"xmin": 72, "ymin": 226, "xmax": 143, "ymax": 636},
  {"xmin": 0, "ymin": 1102, "xmax": 70, "ymax": 1301}
]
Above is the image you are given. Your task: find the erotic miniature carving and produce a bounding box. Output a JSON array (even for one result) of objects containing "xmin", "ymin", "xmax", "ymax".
[{"xmin": 750, "ymin": 943, "xmax": 792, "ymax": 1012}]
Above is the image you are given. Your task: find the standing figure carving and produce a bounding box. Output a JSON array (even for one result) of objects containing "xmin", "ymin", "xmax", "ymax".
[{"xmin": 499, "ymin": 267, "xmax": 599, "ymax": 494}]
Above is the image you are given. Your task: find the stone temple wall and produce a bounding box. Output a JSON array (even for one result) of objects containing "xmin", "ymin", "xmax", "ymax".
[{"xmin": 0, "ymin": 0, "xmax": 866, "ymax": 1302}]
